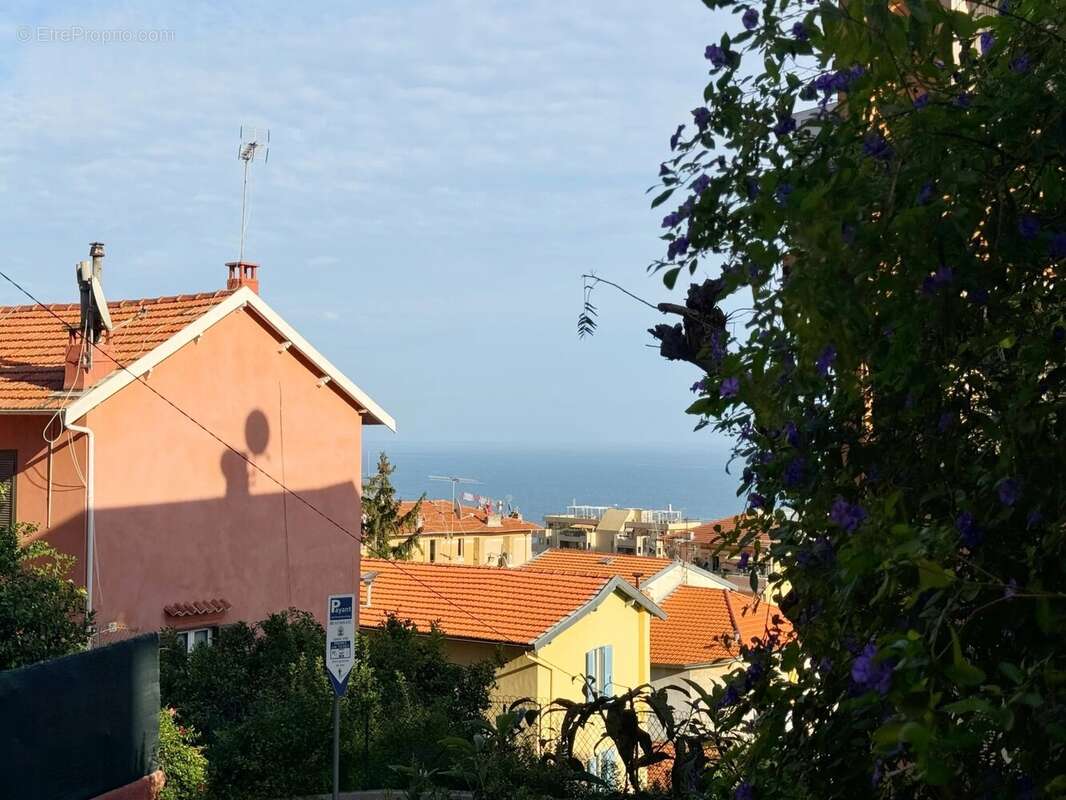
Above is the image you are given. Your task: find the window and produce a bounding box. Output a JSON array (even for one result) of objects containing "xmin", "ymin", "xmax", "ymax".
[
  {"xmin": 0, "ymin": 451, "xmax": 15, "ymax": 530},
  {"xmin": 175, "ymin": 627, "xmax": 214, "ymax": 653},
  {"xmin": 456, "ymin": 538, "xmax": 464, "ymax": 560},
  {"xmin": 429, "ymin": 539, "xmax": 437, "ymax": 562},
  {"xmin": 586, "ymin": 748, "xmax": 617, "ymax": 780},
  {"xmin": 584, "ymin": 645, "xmax": 614, "ymax": 700}
]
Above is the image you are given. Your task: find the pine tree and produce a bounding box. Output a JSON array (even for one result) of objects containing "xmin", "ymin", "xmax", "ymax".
[{"xmin": 361, "ymin": 452, "xmax": 423, "ymax": 560}]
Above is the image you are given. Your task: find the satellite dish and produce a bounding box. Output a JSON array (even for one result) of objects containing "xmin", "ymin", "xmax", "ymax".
[{"xmin": 90, "ymin": 275, "xmax": 113, "ymax": 334}]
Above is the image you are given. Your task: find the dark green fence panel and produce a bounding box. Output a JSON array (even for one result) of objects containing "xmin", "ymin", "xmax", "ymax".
[{"xmin": 0, "ymin": 634, "xmax": 160, "ymax": 800}]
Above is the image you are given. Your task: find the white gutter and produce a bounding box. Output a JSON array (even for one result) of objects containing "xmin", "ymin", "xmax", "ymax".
[{"xmin": 64, "ymin": 417, "xmax": 95, "ymax": 623}]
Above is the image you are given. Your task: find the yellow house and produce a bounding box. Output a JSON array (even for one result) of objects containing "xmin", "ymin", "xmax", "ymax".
[
  {"xmin": 357, "ymin": 557, "xmax": 666, "ymax": 771},
  {"xmin": 391, "ymin": 499, "xmax": 542, "ymax": 567},
  {"xmin": 520, "ymin": 549, "xmax": 791, "ymax": 719}
]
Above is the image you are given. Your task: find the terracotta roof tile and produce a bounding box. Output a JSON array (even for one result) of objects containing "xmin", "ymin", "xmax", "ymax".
[
  {"xmin": 400, "ymin": 499, "xmax": 543, "ymax": 536},
  {"xmin": 520, "ymin": 548, "xmax": 674, "ymax": 584},
  {"xmin": 0, "ymin": 291, "xmax": 234, "ymax": 410},
  {"xmin": 163, "ymin": 598, "xmax": 232, "ymax": 618},
  {"xmin": 358, "ymin": 558, "xmax": 609, "ymax": 646},
  {"xmin": 650, "ymin": 586, "xmax": 791, "ymax": 667}
]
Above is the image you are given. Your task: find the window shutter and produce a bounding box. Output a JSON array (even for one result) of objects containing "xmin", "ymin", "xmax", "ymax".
[
  {"xmin": 603, "ymin": 645, "xmax": 614, "ymax": 696},
  {"xmin": 0, "ymin": 451, "xmax": 15, "ymax": 530},
  {"xmin": 584, "ymin": 649, "xmax": 596, "ymax": 701}
]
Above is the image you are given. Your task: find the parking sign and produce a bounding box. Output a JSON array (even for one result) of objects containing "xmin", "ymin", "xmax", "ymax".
[{"xmin": 326, "ymin": 594, "xmax": 355, "ymax": 696}]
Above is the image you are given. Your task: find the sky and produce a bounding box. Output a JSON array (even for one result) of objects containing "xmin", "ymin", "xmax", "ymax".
[{"xmin": 0, "ymin": 1, "xmax": 735, "ymax": 450}]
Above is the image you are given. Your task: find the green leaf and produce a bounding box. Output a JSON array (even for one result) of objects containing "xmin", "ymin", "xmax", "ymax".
[
  {"xmin": 946, "ymin": 630, "xmax": 986, "ymax": 687},
  {"xmin": 651, "ymin": 188, "xmax": 676, "ymax": 208}
]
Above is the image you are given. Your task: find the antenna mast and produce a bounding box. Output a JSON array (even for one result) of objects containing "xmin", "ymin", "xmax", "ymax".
[
  {"xmin": 237, "ymin": 125, "xmax": 270, "ymax": 263},
  {"xmin": 428, "ymin": 475, "xmax": 481, "ymax": 506}
]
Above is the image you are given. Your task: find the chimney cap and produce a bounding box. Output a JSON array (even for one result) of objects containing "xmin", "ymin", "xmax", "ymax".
[
  {"xmin": 225, "ymin": 261, "xmax": 260, "ymax": 294},
  {"xmin": 89, "ymin": 242, "xmax": 105, "ymax": 258}
]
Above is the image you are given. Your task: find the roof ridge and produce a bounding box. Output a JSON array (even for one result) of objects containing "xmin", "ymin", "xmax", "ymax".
[{"xmin": 0, "ymin": 289, "xmax": 235, "ymax": 315}]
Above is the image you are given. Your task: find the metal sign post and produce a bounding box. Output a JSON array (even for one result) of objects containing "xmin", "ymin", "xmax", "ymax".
[{"xmin": 326, "ymin": 594, "xmax": 355, "ymax": 800}]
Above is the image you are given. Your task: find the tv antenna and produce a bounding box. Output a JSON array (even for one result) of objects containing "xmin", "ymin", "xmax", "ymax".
[
  {"xmin": 429, "ymin": 475, "xmax": 481, "ymax": 506},
  {"xmin": 237, "ymin": 125, "xmax": 270, "ymax": 263}
]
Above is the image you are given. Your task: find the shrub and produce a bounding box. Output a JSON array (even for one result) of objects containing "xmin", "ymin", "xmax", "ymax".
[
  {"xmin": 596, "ymin": 0, "xmax": 1066, "ymax": 796},
  {"xmin": 157, "ymin": 709, "xmax": 208, "ymax": 800},
  {"xmin": 160, "ymin": 609, "xmax": 498, "ymax": 798},
  {"xmin": 0, "ymin": 522, "xmax": 92, "ymax": 670}
]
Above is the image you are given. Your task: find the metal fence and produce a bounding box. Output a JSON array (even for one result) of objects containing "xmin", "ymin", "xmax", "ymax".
[{"xmin": 485, "ymin": 696, "xmax": 670, "ymax": 764}]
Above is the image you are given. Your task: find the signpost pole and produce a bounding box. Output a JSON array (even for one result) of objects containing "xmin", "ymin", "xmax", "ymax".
[
  {"xmin": 326, "ymin": 593, "xmax": 355, "ymax": 800},
  {"xmin": 332, "ymin": 695, "xmax": 340, "ymax": 800}
]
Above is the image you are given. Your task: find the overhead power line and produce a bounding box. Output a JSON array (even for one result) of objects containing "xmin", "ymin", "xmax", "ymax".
[{"xmin": 0, "ymin": 268, "xmax": 594, "ymax": 682}]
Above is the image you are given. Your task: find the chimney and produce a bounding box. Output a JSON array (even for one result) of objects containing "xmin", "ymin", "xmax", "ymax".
[
  {"xmin": 226, "ymin": 261, "xmax": 260, "ymax": 294},
  {"xmin": 361, "ymin": 571, "xmax": 379, "ymax": 608},
  {"xmin": 487, "ymin": 513, "xmax": 502, "ymax": 528}
]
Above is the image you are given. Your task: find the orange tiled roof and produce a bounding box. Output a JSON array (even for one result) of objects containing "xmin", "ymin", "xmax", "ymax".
[
  {"xmin": 521, "ymin": 548, "xmax": 674, "ymax": 584},
  {"xmin": 400, "ymin": 499, "xmax": 543, "ymax": 536},
  {"xmin": 358, "ymin": 558, "xmax": 612, "ymax": 646},
  {"xmin": 651, "ymin": 586, "xmax": 791, "ymax": 667},
  {"xmin": 0, "ymin": 291, "xmax": 234, "ymax": 410}
]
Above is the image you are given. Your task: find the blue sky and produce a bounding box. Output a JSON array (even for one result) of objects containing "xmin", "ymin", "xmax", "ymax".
[{"xmin": 0, "ymin": 1, "xmax": 735, "ymax": 449}]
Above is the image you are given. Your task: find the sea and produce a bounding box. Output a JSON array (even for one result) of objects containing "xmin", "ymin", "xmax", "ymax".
[{"xmin": 366, "ymin": 441, "xmax": 744, "ymax": 526}]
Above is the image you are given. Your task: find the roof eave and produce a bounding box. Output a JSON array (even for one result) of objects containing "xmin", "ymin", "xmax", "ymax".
[
  {"xmin": 62, "ymin": 287, "xmax": 396, "ymax": 431},
  {"xmin": 531, "ymin": 576, "xmax": 668, "ymax": 651}
]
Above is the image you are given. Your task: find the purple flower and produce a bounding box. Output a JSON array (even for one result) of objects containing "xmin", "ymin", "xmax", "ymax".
[
  {"xmin": 937, "ymin": 412, "xmax": 954, "ymax": 433},
  {"xmin": 863, "ymin": 132, "xmax": 893, "ymax": 161},
  {"xmin": 670, "ymin": 124, "xmax": 685, "ymax": 151},
  {"xmin": 692, "ymin": 106, "xmax": 712, "ymax": 131},
  {"xmin": 917, "ymin": 181, "xmax": 935, "ymax": 206},
  {"xmin": 979, "ymin": 31, "xmax": 995, "ymax": 54},
  {"xmin": 830, "ymin": 497, "xmax": 866, "ymax": 533},
  {"xmin": 734, "ymin": 782, "xmax": 755, "ymax": 800},
  {"xmin": 775, "ymin": 183, "xmax": 793, "ymax": 205},
  {"xmin": 956, "ymin": 512, "xmax": 982, "ymax": 548},
  {"xmin": 748, "ymin": 492, "xmax": 766, "ymax": 510},
  {"xmin": 773, "ymin": 114, "xmax": 797, "ymax": 136},
  {"xmin": 913, "ymin": 92, "xmax": 930, "ymax": 110},
  {"xmin": 1010, "ymin": 53, "xmax": 1030, "ymax": 73},
  {"xmin": 1054, "ymin": 326, "xmax": 1065, "ymax": 344},
  {"xmin": 690, "ymin": 379, "xmax": 705, "ymax": 393},
  {"xmin": 742, "ymin": 8, "xmax": 759, "ymax": 30},
  {"xmin": 745, "ymin": 177, "xmax": 760, "ymax": 200},
  {"xmin": 667, "ymin": 236, "xmax": 690, "ymax": 260},
  {"xmin": 816, "ymin": 344, "xmax": 836, "ymax": 376},
  {"xmin": 954, "ymin": 93, "xmax": 972, "ymax": 108},
  {"xmin": 923, "ymin": 266, "xmax": 954, "ymax": 295},
  {"xmin": 738, "ymin": 550, "xmax": 750, "ymax": 569},
  {"xmin": 1050, "ymin": 232, "xmax": 1066, "ymax": 260},
  {"xmin": 783, "ymin": 456, "xmax": 806, "ymax": 488},
  {"xmin": 1018, "ymin": 214, "xmax": 1040, "ymax": 240},
  {"xmin": 720, "ymin": 376, "xmax": 741, "ymax": 398},
  {"xmin": 998, "ymin": 477, "xmax": 1020, "ymax": 507},
  {"xmin": 851, "ymin": 643, "xmax": 893, "ymax": 695},
  {"xmin": 792, "ymin": 22, "xmax": 808, "ymax": 41},
  {"xmin": 783, "ymin": 421, "xmax": 800, "ymax": 447},
  {"xmin": 1004, "ymin": 579, "xmax": 1018, "ymax": 600},
  {"xmin": 968, "ymin": 287, "xmax": 989, "ymax": 305},
  {"xmin": 693, "ymin": 173, "xmax": 711, "ymax": 194},
  {"xmin": 661, "ymin": 212, "xmax": 681, "ymax": 228},
  {"xmin": 705, "ymin": 43, "xmax": 727, "ymax": 69},
  {"xmin": 718, "ymin": 684, "xmax": 741, "ymax": 707}
]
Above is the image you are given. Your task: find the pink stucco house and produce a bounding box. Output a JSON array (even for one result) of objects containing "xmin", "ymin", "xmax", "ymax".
[{"xmin": 0, "ymin": 246, "xmax": 393, "ymax": 646}]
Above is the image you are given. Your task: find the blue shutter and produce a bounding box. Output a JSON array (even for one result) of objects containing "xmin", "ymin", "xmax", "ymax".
[
  {"xmin": 585, "ymin": 649, "xmax": 596, "ymax": 700},
  {"xmin": 603, "ymin": 645, "xmax": 614, "ymax": 696}
]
